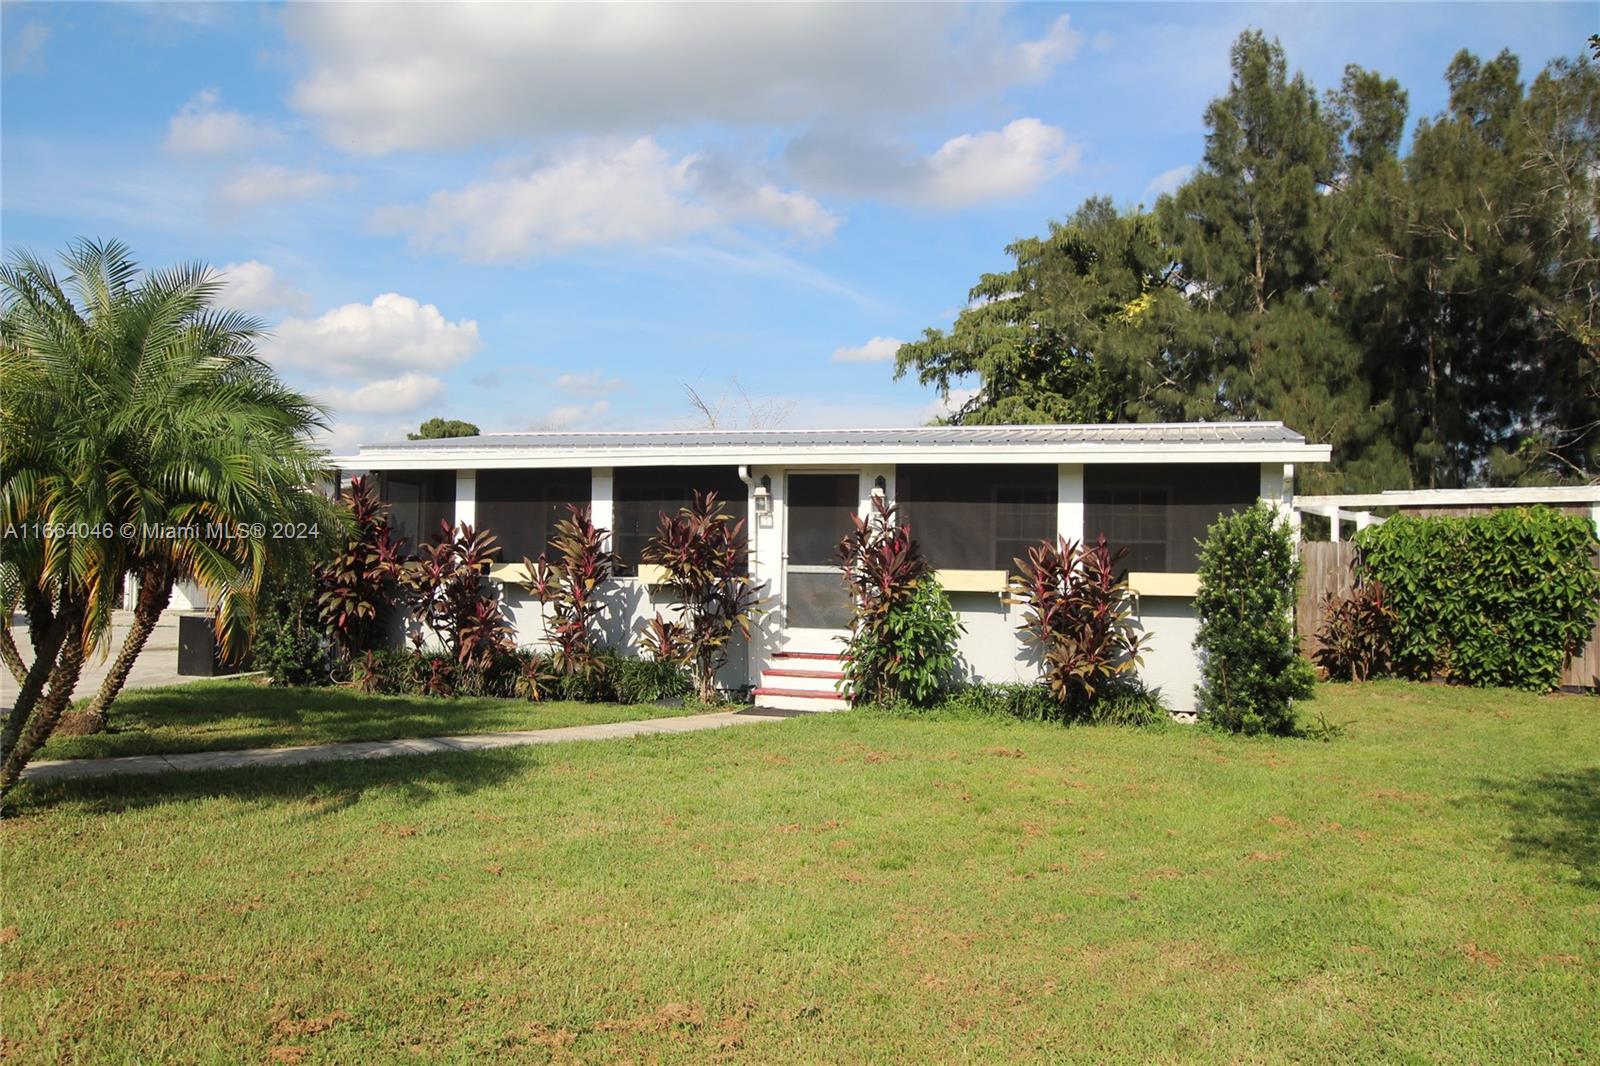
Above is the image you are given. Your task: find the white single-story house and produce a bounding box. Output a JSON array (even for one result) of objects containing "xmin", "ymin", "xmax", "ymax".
[{"xmin": 336, "ymin": 422, "xmax": 1329, "ymax": 713}]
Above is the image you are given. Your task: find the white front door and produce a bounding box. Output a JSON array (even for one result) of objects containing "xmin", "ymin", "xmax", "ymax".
[{"xmin": 782, "ymin": 471, "xmax": 858, "ymax": 650}]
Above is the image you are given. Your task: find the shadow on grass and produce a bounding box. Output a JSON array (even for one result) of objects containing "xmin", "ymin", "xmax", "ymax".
[
  {"xmin": 9, "ymin": 744, "xmax": 535, "ymax": 819},
  {"xmin": 43, "ymin": 682, "xmax": 576, "ymax": 760},
  {"xmin": 1486, "ymin": 767, "xmax": 1600, "ymax": 890}
]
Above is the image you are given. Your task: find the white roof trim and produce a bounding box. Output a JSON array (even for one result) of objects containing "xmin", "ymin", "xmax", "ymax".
[
  {"xmin": 1295, "ymin": 486, "xmax": 1600, "ymax": 508},
  {"xmin": 336, "ymin": 442, "xmax": 1330, "ymax": 470}
]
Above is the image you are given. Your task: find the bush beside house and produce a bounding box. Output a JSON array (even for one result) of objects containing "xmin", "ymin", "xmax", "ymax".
[{"xmin": 1195, "ymin": 503, "xmax": 1316, "ymax": 735}]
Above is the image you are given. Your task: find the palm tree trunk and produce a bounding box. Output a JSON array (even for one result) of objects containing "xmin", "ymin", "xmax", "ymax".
[
  {"xmin": 0, "ymin": 602, "xmax": 84, "ymax": 795},
  {"xmin": 77, "ymin": 569, "xmax": 173, "ymax": 734},
  {"xmin": 0, "ymin": 624, "xmax": 26, "ymax": 686}
]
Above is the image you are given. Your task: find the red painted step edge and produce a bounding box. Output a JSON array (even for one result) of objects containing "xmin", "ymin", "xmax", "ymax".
[
  {"xmin": 764, "ymin": 668, "xmax": 845, "ymax": 680},
  {"xmin": 753, "ymin": 686, "xmax": 849, "ymax": 700},
  {"xmin": 772, "ymin": 651, "xmax": 843, "ymax": 661}
]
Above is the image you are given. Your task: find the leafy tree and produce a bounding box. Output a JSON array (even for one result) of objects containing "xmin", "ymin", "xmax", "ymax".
[
  {"xmin": 408, "ymin": 417, "xmax": 480, "ymax": 440},
  {"xmin": 0, "ymin": 240, "xmax": 327, "ymax": 788},
  {"xmin": 895, "ymin": 32, "xmax": 1600, "ymax": 492}
]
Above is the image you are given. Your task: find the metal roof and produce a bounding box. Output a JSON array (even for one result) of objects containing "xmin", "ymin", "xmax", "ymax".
[
  {"xmin": 337, "ymin": 421, "xmax": 1328, "ymax": 470},
  {"xmin": 359, "ymin": 422, "xmax": 1306, "ymax": 450}
]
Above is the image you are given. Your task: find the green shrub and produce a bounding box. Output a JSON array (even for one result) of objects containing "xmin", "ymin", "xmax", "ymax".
[
  {"xmin": 1355, "ymin": 507, "xmax": 1600, "ymax": 691},
  {"xmin": 908, "ymin": 677, "xmax": 1169, "ymax": 727},
  {"xmin": 836, "ymin": 498, "xmax": 964, "ymax": 706},
  {"xmin": 614, "ymin": 655, "xmax": 692, "ymax": 704},
  {"xmin": 1195, "ymin": 503, "xmax": 1315, "ymax": 735},
  {"xmin": 256, "ymin": 532, "xmax": 341, "ymax": 687}
]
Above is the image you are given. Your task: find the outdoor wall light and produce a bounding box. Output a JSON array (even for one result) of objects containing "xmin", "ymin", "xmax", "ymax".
[
  {"xmin": 754, "ymin": 475, "xmax": 772, "ymax": 515},
  {"xmin": 872, "ymin": 475, "xmax": 887, "ymax": 499}
]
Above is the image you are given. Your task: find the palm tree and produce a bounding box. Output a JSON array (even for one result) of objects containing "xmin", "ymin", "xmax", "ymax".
[{"xmin": 1, "ymin": 239, "xmax": 329, "ymax": 790}]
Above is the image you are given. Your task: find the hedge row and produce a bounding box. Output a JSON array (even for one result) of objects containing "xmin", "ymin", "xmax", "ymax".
[{"xmin": 1354, "ymin": 507, "xmax": 1600, "ymax": 691}]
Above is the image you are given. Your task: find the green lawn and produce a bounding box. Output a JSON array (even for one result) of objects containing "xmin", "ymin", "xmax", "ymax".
[
  {"xmin": 39, "ymin": 679, "xmax": 699, "ymax": 761},
  {"xmin": 4, "ymin": 681, "xmax": 1597, "ymax": 1062}
]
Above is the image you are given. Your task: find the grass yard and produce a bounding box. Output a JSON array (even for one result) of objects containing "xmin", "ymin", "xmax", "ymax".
[
  {"xmin": 4, "ymin": 681, "xmax": 1597, "ymax": 1062},
  {"xmin": 39, "ymin": 680, "xmax": 699, "ymax": 761}
]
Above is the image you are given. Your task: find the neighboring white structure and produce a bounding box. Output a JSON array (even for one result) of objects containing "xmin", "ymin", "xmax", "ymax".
[
  {"xmin": 337, "ymin": 423, "xmax": 1329, "ymax": 713},
  {"xmin": 1293, "ymin": 485, "xmax": 1600, "ymax": 542}
]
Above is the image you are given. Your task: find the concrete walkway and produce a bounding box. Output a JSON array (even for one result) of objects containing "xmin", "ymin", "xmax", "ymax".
[{"xmin": 20, "ymin": 709, "xmax": 791, "ymax": 783}]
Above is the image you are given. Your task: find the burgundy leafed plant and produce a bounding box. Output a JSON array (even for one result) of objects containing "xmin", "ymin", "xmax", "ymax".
[
  {"xmin": 643, "ymin": 490, "xmax": 763, "ymax": 703},
  {"xmin": 404, "ymin": 520, "xmax": 514, "ymax": 665},
  {"xmin": 1011, "ymin": 534, "xmax": 1148, "ymax": 715},
  {"xmin": 1313, "ymin": 579, "xmax": 1397, "ymax": 682},
  {"xmin": 315, "ymin": 475, "xmax": 404, "ymax": 656},
  {"xmin": 835, "ymin": 496, "xmax": 962, "ymax": 706},
  {"xmin": 520, "ymin": 504, "xmax": 617, "ymax": 680}
]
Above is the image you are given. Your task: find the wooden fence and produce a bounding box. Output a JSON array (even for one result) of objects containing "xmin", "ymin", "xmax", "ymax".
[{"xmin": 1295, "ymin": 540, "xmax": 1600, "ymax": 689}]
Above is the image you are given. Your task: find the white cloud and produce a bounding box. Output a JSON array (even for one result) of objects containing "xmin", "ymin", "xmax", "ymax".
[
  {"xmin": 284, "ymin": 5, "xmax": 1082, "ymax": 153},
  {"xmin": 376, "ymin": 138, "xmax": 837, "ymax": 260},
  {"xmin": 166, "ymin": 88, "xmax": 280, "ymax": 156},
  {"xmin": 216, "ymin": 261, "xmax": 311, "ymax": 314},
  {"xmin": 218, "ymin": 164, "xmax": 347, "ymax": 208},
  {"xmin": 1016, "ymin": 15, "xmax": 1082, "ymax": 80},
  {"xmin": 789, "ymin": 118, "xmax": 1080, "ymax": 209},
  {"xmin": 554, "ymin": 371, "xmax": 627, "ymax": 396},
  {"xmin": 1144, "ymin": 164, "xmax": 1194, "ymax": 201},
  {"xmin": 832, "ymin": 336, "xmax": 905, "ymax": 364},
  {"xmin": 533, "ymin": 401, "xmax": 612, "ymax": 430},
  {"xmin": 322, "ymin": 371, "xmax": 446, "ymax": 415},
  {"xmin": 261, "ymin": 293, "xmax": 482, "ymax": 378},
  {"xmin": 3, "ymin": 20, "xmax": 50, "ymax": 74}
]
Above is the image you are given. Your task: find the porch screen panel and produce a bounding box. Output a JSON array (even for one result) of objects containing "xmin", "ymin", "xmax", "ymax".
[
  {"xmin": 613, "ymin": 466, "xmax": 748, "ymax": 573},
  {"xmin": 378, "ymin": 470, "xmax": 455, "ymax": 552},
  {"xmin": 1084, "ymin": 463, "xmax": 1258, "ymax": 572},
  {"xmin": 897, "ymin": 464, "xmax": 1056, "ymax": 573},
  {"xmin": 475, "ymin": 468, "xmax": 591, "ymax": 563}
]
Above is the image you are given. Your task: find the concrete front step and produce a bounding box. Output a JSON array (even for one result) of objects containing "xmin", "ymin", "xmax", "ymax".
[
  {"xmin": 764, "ymin": 667, "xmax": 844, "ymax": 681},
  {"xmin": 751, "ymin": 687, "xmax": 850, "ymax": 713}
]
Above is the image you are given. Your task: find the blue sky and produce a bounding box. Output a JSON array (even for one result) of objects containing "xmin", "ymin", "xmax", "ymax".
[{"xmin": 2, "ymin": 2, "xmax": 1593, "ymax": 451}]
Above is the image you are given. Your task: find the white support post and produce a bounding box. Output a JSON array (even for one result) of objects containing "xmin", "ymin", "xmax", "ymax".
[
  {"xmin": 1329, "ymin": 508, "xmax": 1342, "ymax": 543},
  {"xmin": 858, "ymin": 465, "xmax": 895, "ymax": 521},
  {"xmin": 1354, "ymin": 511, "xmax": 1376, "ymax": 532},
  {"xmin": 590, "ymin": 467, "xmax": 614, "ymax": 549},
  {"xmin": 454, "ymin": 470, "xmax": 476, "ymax": 529},
  {"xmin": 1057, "ymin": 464, "xmax": 1084, "ymax": 543}
]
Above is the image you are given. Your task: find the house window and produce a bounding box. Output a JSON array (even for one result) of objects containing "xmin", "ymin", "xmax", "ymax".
[
  {"xmin": 897, "ymin": 464, "xmax": 1057, "ymax": 574},
  {"xmin": 377, "ymin": 470, "xmax": 455, "ymax": 553},
  {"xmin": 475, "ymin": 468, "xmax": 591, "ymax": 564},
  {"xmin": 612, "ymin": 466, "xmax": 749, "ymax": 573},
  {"xmin": 1084, "ymin": 464, "xmax": 1258, "ymax": 573}
]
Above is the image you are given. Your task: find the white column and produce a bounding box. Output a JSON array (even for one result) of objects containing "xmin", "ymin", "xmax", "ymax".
[
  {"xmin": 1589, "ymin": 502, "xmax": 1599, "ymax": 539},
  {"xmin": 1329, "ymin": 507, "xmax": 1342, "ymax": 543},
  {"xmin": 454, "ymin": 469, "xmax": 476, "ymax": 529},
  {"xmin": 1057, "ymin": 464, "xmax": 1084, "ymax": 544},
  {"xmin": 590, "ymin": 467, "xmax": 614, "ymax": 548},
  {"xmin": 858, "ymin": 465, "xmax": 895, "ymax": 521}
]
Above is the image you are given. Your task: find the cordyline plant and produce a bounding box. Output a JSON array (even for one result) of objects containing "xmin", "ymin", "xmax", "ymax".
[
  {"xmin": 639, "ymin": 614, "xmax": 691, "ymax": 666},
  {"xmin": 520, "ymin": 504, "xmax": 617, "ymax": 681},
  {"xmin": 835, "ymin": 496, "xmax": 963, "ymax": 706},
  {"xmin": 404, "ymin": 520, "xmax": 514, "ymax": 665},
  {"xmin": 1313, "ymin": 580, "xmax": 1397, "ymax": 682},
  {"xmin": 643, "ymin": 490, "xmax": 763, "ymax": 703},
  {"xmin": 1011, "ymin": 534, "xmax": 1148, "ymax": 716},
  {"xmin": 315, "ymin": 475, "xmax": 404, "ymax": 656}
]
